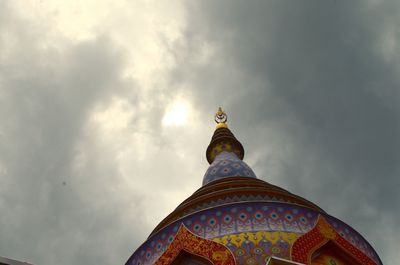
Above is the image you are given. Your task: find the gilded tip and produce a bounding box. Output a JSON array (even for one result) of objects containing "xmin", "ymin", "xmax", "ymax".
[{"xmin": 215, "ymin": 107, "xmax": 228, "ymax": 128}]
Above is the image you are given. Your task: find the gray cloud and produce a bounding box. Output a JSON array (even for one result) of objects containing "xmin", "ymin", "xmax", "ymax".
[
  {"xmin": 169, "ymin": 1, "xmax": 400, "ymax": 264},
  {"xmin": 0, "ymin": 2, "xmax": 143, "ymax": 264}
]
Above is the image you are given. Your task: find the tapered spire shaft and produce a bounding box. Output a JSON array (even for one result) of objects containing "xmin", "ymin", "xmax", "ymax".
[{"xmin": 206, "ymin": 108, "xmax": 244, "ymax": 164}]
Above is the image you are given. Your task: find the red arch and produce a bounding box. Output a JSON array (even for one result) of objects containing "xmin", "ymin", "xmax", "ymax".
[
  {"xmin": 290, "ymin": 215, "xmax": 377, "ymax": 265},
  {"xmin": 154, "ymin": 225, "xmax": 236, "ymax": 265}
]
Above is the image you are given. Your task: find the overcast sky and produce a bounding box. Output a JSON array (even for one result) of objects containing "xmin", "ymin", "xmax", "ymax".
[{"xmin": 0, "ymin": 0, "xmax": 398, "ymax": 264}]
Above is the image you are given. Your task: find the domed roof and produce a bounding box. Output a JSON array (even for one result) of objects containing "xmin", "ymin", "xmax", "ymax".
[
  {"xmin": 203, "ymin": 151, "xmax": 256, "ymax": 185},
  {"xmin": 125, "ymin": 109, "xmax": 382, "ymax": 265}
]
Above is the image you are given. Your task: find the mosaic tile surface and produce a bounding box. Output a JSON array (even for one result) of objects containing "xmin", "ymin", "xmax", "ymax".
[
  {"xmin": 203, "ymin": 151, "xmax": 257, "ymax": 185},
  {"xmin": 126, "ymin": 201, "xmax": 381, "ymax": 265}
]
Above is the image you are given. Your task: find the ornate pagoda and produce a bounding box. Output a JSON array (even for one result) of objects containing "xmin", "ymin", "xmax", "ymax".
[{"xmin": 125, "ymin": 108, "xmax": 382, "ymax": 265}]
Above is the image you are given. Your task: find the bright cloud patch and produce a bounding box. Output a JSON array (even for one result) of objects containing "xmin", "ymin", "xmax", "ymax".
[{"xmin": 162, "ymin": 99, "xmax": 191, "ymax": 127}]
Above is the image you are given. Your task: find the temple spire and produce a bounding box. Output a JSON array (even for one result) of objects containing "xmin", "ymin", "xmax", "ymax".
[
  {"xmin": 206, "ymin": 108, "xmax": 244, "ymax": 164},
  {"xmin": 202, "ymin": 108, "xmax": 257, "ymax": 185}
]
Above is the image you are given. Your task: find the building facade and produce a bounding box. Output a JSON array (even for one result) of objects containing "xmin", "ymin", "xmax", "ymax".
[{"xmin": 125, "ymin": 108, "xmax": 382, "ymax": 265}]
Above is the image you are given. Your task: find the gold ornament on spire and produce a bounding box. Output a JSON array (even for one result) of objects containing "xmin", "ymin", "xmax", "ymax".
[{"xmin": 215, "ymin": 107, "xmax": 228, "ymax": 128}]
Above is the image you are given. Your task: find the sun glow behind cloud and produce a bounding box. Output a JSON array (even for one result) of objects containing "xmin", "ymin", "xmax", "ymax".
[{"xmin": 162, "ymin": 99, "xmax": 191, "ymax": 127}]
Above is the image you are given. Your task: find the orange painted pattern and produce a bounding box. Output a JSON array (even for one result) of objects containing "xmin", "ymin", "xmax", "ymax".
[
  {"xmin": 291, "ymin": 216, "xmax": 377, "ymax": 265},
  {"xmin": 154, "ymin": 225, "xmax": 235, "ymax": 265}
]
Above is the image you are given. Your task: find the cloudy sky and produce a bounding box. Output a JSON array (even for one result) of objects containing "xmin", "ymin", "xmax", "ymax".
[{"xmin": 0, "ymin": 0, "xmax": 399, "ymax": 264}]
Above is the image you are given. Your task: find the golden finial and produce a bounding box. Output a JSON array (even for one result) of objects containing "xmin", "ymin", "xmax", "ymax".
[{"xmin": 215, "ymin": 107, "xmax": 228, "ymax": 128}]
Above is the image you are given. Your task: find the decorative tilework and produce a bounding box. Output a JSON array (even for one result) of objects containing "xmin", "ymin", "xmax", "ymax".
[
  {"xmin": 213, "ymin": 231, "xmax": 301, "ymax": 265},
  {"xmin": 208, "ymin": 141, "xmax": 243, "ymax": 164},
  {"xmin": 325, "ymin": 216, "xmax": 380, "ymax": 264},
  {"xmin": 181, "ymin": 194, "xmax": 318, "ymax": 218},
  {"xmin": 154, "ymin": 225, "xmax": 235, "ymax": 265},
  {"xmin": 126, "ymin": 202, "xmax": 317, "ymax": 265},
  {"xmin": 291, "ymin": 216, "xmax": 378, "ymax": 265},
  {"xmin": 203, "ymin": 152, "xmax": 257, "ymax": 185},
  {"xmin": 126, "ymin": 202, "xmax": 382, "ymax": 265}
]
